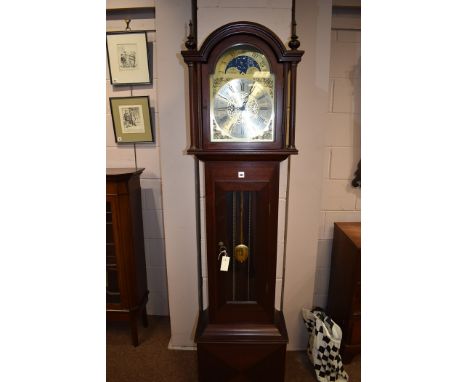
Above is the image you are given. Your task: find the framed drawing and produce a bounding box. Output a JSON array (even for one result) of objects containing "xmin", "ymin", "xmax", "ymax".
[
  {"xmin": 106, "ymin": 32, "xmax": 151, "ymax": 85},
  {"xmin": 109, "ymin": 96, "xmax": 154, "ymax": 143}
]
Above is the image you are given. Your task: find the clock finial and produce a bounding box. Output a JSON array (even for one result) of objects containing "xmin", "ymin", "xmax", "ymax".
[
  {"xmin": 185, "ymin": 20, "xmax": 196, "ymax": 50},
  {"xmin": 185, "ymin": 0, "xmax": 198, "ymax": 50},
  {"xmin": 289, "ymin": 0, "xmax": 300, "ymax": 50}
]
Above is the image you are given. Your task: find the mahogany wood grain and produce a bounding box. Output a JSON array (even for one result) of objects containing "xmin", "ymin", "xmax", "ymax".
[
  {"xmin": 106, "ymin": 168, "xmax": 149, "ymax": 347},
  {"xmin": 187, "ymin": 62, "xmax": 198, "ymax": 151},
  {"xmin": 204, "ymin": 161, "xmax": 279, "ymax": 324},
  {"xmin": 196, "ymin": 309, "xmax": 288, "ymax": 382},
  {"xmin": 326, "ymin": 222, "xmax": 361, "ymax": 363},
  {"xmin": 288, "ymin": 62, "xmax": 298, "ymax": 150}
]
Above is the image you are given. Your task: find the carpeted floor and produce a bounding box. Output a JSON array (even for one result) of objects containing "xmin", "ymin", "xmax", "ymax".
[{"xmin": 107, "ymin": 316, "xmax": 360, "ymax": 381}]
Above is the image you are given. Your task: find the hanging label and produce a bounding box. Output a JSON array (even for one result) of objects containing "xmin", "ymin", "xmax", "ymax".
[{"xmin": 220, "ymin": 255, "xmax": 230, "ymax": 271}]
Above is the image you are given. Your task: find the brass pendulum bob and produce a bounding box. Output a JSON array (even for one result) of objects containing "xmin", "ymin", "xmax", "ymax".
[{"xmin": 234, "ymin": 192, "xmax": 249, "ymax": 263}]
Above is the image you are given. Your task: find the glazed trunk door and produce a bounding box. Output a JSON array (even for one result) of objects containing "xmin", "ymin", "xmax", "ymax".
[{"xmin": 206, "ymin": 162, "xmax": 279, "ymax": 324}]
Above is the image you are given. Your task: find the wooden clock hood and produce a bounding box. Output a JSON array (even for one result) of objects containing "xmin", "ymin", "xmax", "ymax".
[{"xmin": 182, "ymin": 21, "xmax": 303, "ymax": 161}]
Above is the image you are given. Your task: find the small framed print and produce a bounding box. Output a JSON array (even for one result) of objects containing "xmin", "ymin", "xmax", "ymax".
[
  {"xmin": 106, "ymin": 32, "xmax": 151, "ymax": 85},
  {"xmin": 109, "ymin": 96, "xmax": 154, "ymax": 143}
]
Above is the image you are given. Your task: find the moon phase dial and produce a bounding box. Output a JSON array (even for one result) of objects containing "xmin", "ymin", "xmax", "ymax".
[
  {"xmin": 212, "ymin": 78, "xmax": 274, "ymax": 141},
  {"xmin": 215, "ymin": 46, "xmax": 270, "ymax": 75}
]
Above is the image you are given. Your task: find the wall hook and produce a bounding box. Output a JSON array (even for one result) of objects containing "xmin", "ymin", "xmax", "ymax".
[{"xmin": 125, "ymin": 19, "xmax": 132, "ymax": 31}]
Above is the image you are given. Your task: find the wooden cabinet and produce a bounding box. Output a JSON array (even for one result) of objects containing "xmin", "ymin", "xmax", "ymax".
[
  {"xmin": 106, "ymin": 168, "xmax": 148, "ymax": 346},
  {"xmin": 326, "ymin": 222, "xmax": 361, "ymax": 363}
]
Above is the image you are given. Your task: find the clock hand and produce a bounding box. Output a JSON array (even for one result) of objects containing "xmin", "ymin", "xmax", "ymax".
[
  {"xmin": 233, "ymin": 83, "xmax": 255, "ymax": 112},
  {"xmin": 226, "ymin": 114, "xmax": 241, "ymax": 134},
  {"xmin": 242, "ymin": 82, "xmax": 256, "ymax": 108}
]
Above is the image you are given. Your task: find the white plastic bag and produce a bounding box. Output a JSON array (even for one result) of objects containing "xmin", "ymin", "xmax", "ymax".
[{"xmin": 302, "ymin": 308, "xmax": 349, "ymax": 382}]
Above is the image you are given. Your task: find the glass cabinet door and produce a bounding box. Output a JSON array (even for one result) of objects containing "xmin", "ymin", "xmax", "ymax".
[{"xmin": 106, "ymin": 201, "xmax": 121, "ymax": 305}]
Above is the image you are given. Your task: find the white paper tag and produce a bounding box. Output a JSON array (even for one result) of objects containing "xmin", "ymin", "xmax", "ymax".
[{"xmin": 220, "ymin": 255, "xmax": 230, "ymax": 272}]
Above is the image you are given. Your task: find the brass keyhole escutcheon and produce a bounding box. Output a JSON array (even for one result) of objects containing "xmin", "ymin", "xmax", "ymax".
[{"xmin": 234, "ymin": 192, "xmax": 249, "ymax": 263}]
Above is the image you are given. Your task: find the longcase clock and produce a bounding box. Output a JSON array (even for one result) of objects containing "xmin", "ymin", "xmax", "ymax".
[{"xmin": 182, "ymin": 21, "xmax": 303, "ymax": 382}]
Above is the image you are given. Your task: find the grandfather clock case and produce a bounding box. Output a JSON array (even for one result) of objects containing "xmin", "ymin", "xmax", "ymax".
[{"xmin": 182, "ymin": 22, "xmax": 303, "ymax": 381}]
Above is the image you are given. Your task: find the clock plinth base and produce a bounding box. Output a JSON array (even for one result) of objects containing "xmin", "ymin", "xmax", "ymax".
[{"xmin": 195, "ymin": 310, "xmax": 288, "ymax": 382}]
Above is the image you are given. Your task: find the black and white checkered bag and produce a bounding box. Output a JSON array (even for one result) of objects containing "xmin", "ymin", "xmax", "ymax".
[{"xmin": 302, "ymin": 308, "xmax": 349, "ymax": 382}]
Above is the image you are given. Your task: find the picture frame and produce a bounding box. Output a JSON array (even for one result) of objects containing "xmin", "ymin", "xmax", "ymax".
[
  {"xmin": 106, "ymin": 31, "xmax": 151, "ymax": 86},
  {"xmin": 109, "ymin": 96, "xmax": 154, "ymax": 143}
]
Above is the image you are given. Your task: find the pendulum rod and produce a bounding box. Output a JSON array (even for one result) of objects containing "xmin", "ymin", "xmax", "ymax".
[
  {"xmin": 247, "ymin": 192, "xmax": 252, "ymax": 300},
  {"xmin": 232, "ymin": 192, "xmax": 236, "ymax": 301}
]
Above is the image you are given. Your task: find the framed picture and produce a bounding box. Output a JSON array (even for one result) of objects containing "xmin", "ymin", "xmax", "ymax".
[
  {"xmin": 109, "ymin": 96, "xmax": 154, "ymax": 143},
  {"xmin": 106, "ymin": 32, "xmax": 151, "ymax": 85}
]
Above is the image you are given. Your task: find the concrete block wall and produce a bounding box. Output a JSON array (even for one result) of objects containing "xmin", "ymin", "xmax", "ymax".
[
  {"xmin": 197, "ymin": 0, "xmax": 291, "ymax": 47},
  {"xmin": 106, "ymin": 10, "xmax": 169, "ymax": 316},
  {"xmin": 313, "ymin": 26, "xmax": 361, "ymax": 308}
]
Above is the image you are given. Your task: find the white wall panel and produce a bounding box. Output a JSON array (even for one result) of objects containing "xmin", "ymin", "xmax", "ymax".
[
  {"xmin": 157, "ymin": 0, "xmax": 198, "ymax": 348},
  {"xmin": 136, "ymin": 145, "xmax": 161, "ymax": 179},
  {"xmin": 106, "ymin": 146, "xmax": 136, "ymax": 167}
]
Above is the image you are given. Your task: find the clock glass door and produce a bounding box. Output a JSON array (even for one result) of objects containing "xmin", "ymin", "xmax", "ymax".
[
  {"xmin": 222, "ymin": 190, "xmax": 257, "ymax": 303},
  {"xmin": 106, "ymin": 200, "xmax": 121, "ymax": 305},
  {"xmin": 206, "ymin": 162, "xmax": 279, "ymax": 324},
  {"xmin": 210, "ymin": 45, "xmax": 275, "ymax": 142}
]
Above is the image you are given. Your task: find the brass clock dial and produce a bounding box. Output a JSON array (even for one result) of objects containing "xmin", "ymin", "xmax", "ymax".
[
  {"xmin": 213, "ymin": 78, "xmax": 273, "ymax": 140},
  {"xmin": 210, "ymin": 46, "xmax": 275, "ymax": 142}
]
